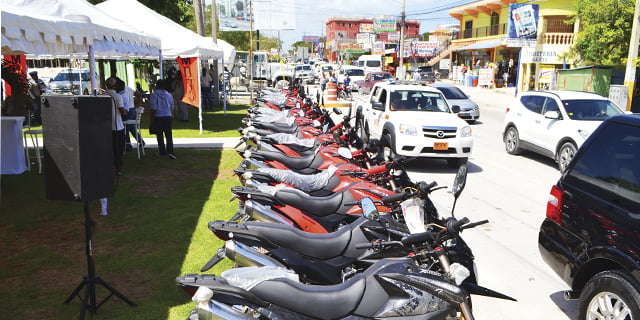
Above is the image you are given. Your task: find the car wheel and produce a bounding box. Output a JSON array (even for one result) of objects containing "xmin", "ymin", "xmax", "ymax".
[
  {"xmin": 447, "ymin": 157, "xmax": 467, "ymax": 168},
  {"xmin": 381, "ymin": 134, "xmax": 396, "ymax": 161},
  {"xmin": 557, "ymin": 142, "xmax": 577, "ymax": 172},
  {"xmin": 578, "ymin": 270, "xmax": 640, "ymax": 320},
  {"xmin": 504, "ymin": 127, "xmax": 521, "ymax": 155}
]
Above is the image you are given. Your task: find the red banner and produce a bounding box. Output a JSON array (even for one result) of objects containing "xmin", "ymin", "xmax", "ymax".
[
  {"xmin": 3, "ymin": 55, "xmax": 27, "ymax": 97},
  {"xmin": 176, "ymin": 56, "xmax": 200, "ymax": 108}
]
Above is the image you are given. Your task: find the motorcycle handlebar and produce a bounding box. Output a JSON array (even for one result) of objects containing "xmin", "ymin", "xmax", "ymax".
[
  {"xmin": 381, "ymin": 190, "xmax": 413, "ymax": 204},
  {"xmin": 447, "ymin": 217, "xmax": 470, "ymax": 232},
  {"xmin": 366, "ymin": 164, "xmax": 388, "ymax": 175}
]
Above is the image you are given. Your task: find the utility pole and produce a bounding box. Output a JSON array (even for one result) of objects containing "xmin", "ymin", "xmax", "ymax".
[
  {"xmin": 194, "ymin": 0, "xmax": 204, "ymax": 36},
  {"xmin": 624, "ymin": 0, "xmax": 640, "ymax": 111},
  {"xmin": 211, "ymin": 0, "xmax": 220, "ymax": 106},
  {"xmin": 397, "ymin": 0, "xmax": 406, "ymax": 80},
  {"xmin": 249, "ymin": 0, "xmax": 254, "ymax": 103}
]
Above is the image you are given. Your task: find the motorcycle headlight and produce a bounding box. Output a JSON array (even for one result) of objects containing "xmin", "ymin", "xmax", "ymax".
[
  {"xmin": 399, "ymin": 123, "xmax": 417, "ymax": 136},
  {"xmin": 460, "ymin": 126, "xmax": 472, "ymax": 137}
]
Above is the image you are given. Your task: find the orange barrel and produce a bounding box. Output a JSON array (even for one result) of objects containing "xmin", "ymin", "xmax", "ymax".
[{"xmin": 326, "ymin": 82, "xmax": 337, "ymax": 101}]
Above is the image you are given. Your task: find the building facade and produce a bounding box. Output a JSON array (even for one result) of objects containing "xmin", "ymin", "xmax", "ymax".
[
  {"xmin": 325, "ymin": 17, "xmax": 420, "ymax": 63},
  {"xmin": 448, "ymin": 0, "xmax": 578, "ymax": 90}
]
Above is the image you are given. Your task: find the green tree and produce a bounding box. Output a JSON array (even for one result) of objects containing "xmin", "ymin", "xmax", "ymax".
[
  {"xmin": 291, "ymin": 41, "xmax": 312, "ymax": 51},
  {"xmin": 87, "ymin": 0, "xmax": 194, "ymax": 27},
  {"xmin": 570, "ymin": 0, "xmax": 634, "ymax": 67}
]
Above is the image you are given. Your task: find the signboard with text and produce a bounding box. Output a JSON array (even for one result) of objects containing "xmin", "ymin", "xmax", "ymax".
[
  {"xmin": 359, "ymin": 23, "xmax": 373, "ymax": 33},
  {"xmin": 373, "ymin": 17, "xmax": 396, "ymax": 32},
  {"xmin": 508, "ymin": 3, "xmax": 539, "ymax": 39}
]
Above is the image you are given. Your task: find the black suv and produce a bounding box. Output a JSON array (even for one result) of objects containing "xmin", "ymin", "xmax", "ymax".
[
  {"xmin": 409, "ymin": 65, "xmax": 436, "ymax": 83},
  {"xmin": 538, "ymin": 114, "xmax": 640, "ymax": 319}
]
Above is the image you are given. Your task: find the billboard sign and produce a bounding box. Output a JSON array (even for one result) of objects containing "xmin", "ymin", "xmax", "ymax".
[
  {"xmin": 508, "ymin": 3, "xmax": 539, "ymax": 39},
  {"xmin": 359, "ymin": 23, "xmax": 373, "ymax": 33},
  {"xmin": 409, "ymin": 41, "xmax": 439, "ymax": 57},
  {"xmin": 356, "ymin": 33, "xmax": 370, "ymax": 44},
  {"xmin": 302, "ymin": 36, "xmax": 320, "ymax": 44},
  {"xmin": 387, "ymin": 32, "xmax": 400, "ymax": 41},
  {"xmin": 373, "ymin": 17, "xmax": 396, "ymax": 32},
  {"xmin": 372, "ymin": 41, "xmax": 385, "ymax": 55}
]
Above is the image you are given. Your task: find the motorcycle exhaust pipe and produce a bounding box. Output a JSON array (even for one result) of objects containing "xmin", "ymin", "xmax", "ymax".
[
  {"xmin": 225, "ymin": 240, "xmax": 285, "ymax": 268},
  {"xmin": 193, "ymin": 289, "xmax": 253, "ymax": 320},
  {"xmin": 244, "ymin": 200, "xmax": 295, "ymax": 226}
]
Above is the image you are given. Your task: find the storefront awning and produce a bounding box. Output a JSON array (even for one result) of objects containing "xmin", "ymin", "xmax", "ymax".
[{"xmin": 455, "ymin": 39, "xmax": 505, "ymax": 51}]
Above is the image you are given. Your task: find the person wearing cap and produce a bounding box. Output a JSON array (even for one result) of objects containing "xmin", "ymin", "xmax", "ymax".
[{"xmin": 27, "ymin": 71, "xmax": 47, "ymax": 126}]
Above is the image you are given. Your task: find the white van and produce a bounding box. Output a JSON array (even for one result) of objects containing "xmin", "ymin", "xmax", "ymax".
[{"xmin": 357, "ymin": 55, "xmax": 383, "ymax": 74}]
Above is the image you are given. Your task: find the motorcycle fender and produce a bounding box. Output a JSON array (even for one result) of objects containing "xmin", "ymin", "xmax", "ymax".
[
  {"xmin": 379, "ymin": 273, "xmax": 468, "ymax": 304},
  {"xmin": 275, "ymin": 205, "xmax": 329, "ymax": 233}
]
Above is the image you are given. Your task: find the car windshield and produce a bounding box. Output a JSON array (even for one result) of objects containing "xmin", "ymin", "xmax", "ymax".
[
  {"xmin": 345, "ymin": 69, "xmax": 364, "ymax": 76},
  {"xmin": 390, "ymin": 90, "xmax": 450, "ymax": 112},
  {"xmin": 563, "ymin": 99, "xmax": 624, "ymax": 120},
  {"xmin": 436, "ymin": 87, "xmax": 467, "ymax": 99},
  {"xmin": 52, "ymin": 71, "xmax": 89, "ymax": 81},
  {"xmin": 366, "ymin": 61, "xmax": 381, "ymax": 68},
  {"xmin": 372, "ymin": 73, "xmax": 391, "ymax": 81}
]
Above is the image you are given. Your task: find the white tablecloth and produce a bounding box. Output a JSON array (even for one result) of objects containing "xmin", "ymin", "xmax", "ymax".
[{"xmin": 1, "ymin": 116, "xmax": 27, "ymax": 174}]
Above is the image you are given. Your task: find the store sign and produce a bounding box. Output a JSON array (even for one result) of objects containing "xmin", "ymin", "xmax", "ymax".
[
  {"xmin": 357, "ymin": 33, "xmax": 370, "ymax": 44},
  {"xmin": 520, "ymin": 47, "xmax": 566, "ymax": 64},
  {"xmin": 373, "ymin": 17, "xmax": 396, "ymax": 32},
  {"xmin": 388, "ymin": 32, "xmax": 400, "ymax": 41},
  {"xmin": 302, "ymin": 36, "xmax": 320, "ymax": 43},
  {"xmin": 409, "ymin": 41, "xmax": 439, "ymax": 57},
  {"xmin": 359, "ymin": 23, "xmax": 373, "ymax": 33},
  {"xmin": 372, "ymin": 41, "xmax": 385, "ymax": 55}
]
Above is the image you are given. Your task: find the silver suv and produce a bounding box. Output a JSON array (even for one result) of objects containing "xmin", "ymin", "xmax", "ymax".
[{"xmin": 47, "ymin": 68, "xmax": 92, "ymax": 95}]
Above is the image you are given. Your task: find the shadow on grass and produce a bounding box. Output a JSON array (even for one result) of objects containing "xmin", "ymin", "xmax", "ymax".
[{"xmin": 0, "ymin": 149, "xmax": 238, "ymax": 319}]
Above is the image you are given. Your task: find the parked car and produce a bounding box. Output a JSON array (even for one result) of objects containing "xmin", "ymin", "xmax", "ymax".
[
  {"xmin": 223, "ymin": 21, "xmax": 237, "ymax": 28},
  {"xmin": 292, "ymin": 64, "xmax": 314, "ymax": 84},
  {"xmin": 429, "ymin": 83, "xmax": 480, "ymax": 123},
  {"xmin": 354, "ymin": 71, "xmax": 393, "ymax": 95},
  {"xmin": 538, "ymin": 114, "xmax": 640, "ymax": 320},
  {"xmin": 502, "ymin": 90, "xmax": 625, "ymax": 171},
  {"xmin": 408, "ymin": 65, "xmax": 436, "ymax": 83},
  {"xmin": 47, "ymin": 68, "xmax": 92, "ymax": 95},
  {"xmin": 336, "ymin": 66, "xmax": 365, "ymax": 91}
]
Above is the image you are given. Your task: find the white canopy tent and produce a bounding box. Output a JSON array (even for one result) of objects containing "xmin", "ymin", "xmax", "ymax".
[
  {"xmin": 2, "ymin": 0, "xmax": 161, "ymax": 91},
  {"xmin": 97, "ymin": 0, "xmax": 228, "ymax": 133}
]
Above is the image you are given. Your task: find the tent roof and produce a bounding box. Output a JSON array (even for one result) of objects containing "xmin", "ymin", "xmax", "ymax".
[
  {"xmin": 1, "ymin": 0, "xmax": 160, "ymax": 58},
  {"xmin": 96, "ymin": 0, "xmax": 223, "ymax": 59}
]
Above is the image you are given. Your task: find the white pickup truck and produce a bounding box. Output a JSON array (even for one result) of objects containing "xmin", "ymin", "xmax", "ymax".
[{"xmin": 352, "ymin": 81, "xmax": 473, "ymax": 167}]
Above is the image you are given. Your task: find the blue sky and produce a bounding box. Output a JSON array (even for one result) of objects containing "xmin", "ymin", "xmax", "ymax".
[{"xmin": 268, "ymin": 0, "xmax": 476, "ymax": 49}]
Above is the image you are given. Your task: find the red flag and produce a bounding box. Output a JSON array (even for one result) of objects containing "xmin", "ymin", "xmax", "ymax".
[{"xmin": 176, "ymin": 56, "xmax": 200, "ymax": 108}]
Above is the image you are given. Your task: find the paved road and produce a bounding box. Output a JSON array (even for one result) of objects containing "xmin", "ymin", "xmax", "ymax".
[{"xmin": 402, "ymin": 84, "xmax": 579, "ymax": 319}]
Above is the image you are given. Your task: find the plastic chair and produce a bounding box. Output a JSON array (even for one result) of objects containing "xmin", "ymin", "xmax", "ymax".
[
  {"xmin": 124, "ymin": 107, "xmax": 146, "ymax": 159},
  {"xmin": 23, "ymin": 113, "xmax": 43, "ymax": 174}
]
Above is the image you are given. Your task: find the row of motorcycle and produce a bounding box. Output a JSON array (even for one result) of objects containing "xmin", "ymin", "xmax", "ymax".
[{"xmin": 176, "ymin": 83, "xmax": 515, "ymax": 319}]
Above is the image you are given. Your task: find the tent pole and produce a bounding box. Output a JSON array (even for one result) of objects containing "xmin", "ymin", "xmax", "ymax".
[
  {"xmin": 159, "ymin": 50, "xmax": 164, "ymax": 79},
  {"xmin": 198, "ymin": 57, "xmax": 203, "ymax": 135},
  {"xmin": 89, "ymin": 46, "xmax": 97, "ymax": 94}
]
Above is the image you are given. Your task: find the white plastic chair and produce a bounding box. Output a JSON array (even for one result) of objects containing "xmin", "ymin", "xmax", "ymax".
[
  {"xmin": 124, "ymin": 107, "xmax": 146, "ymax": 159},
  {"xmin": 23, "ymin": 113, "xmax": 43, "ymax": 174}
]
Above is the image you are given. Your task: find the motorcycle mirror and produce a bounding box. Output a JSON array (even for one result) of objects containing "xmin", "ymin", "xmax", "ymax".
[
  {"xmin": 322, "ymin": 123, "xmax": 329, "ymax": 133},
  {"xmin": 337, "ymin": 147, "xmax": 353, "ymax": 159},
  {"xmin": 360, "ymin": 198, "xmax": 378, "ymax": 220},
  {"xmin": 451, "ymin": 164, "xmax": 468, "ymax": 199},
  {"xmin": 333, "ymin": 107, "xmax": 343, "ymax": 115},
  {"xmin": 450, "ymin": 164, "xmax": 468, "ymax": 217}
]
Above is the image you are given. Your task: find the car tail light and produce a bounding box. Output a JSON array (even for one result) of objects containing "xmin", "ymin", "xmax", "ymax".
[
  {"xmin": 505, "ymin": 107, "xmax": 510, "ymax": 113},
  {"xmin": 546, "ymin": 185, "xmax": 564, "ymax": 225}
]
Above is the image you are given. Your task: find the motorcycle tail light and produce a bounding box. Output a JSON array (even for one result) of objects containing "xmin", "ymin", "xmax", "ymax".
[{"xmin": 546, "ymin": 185, "xmax": 564, "ymax": 225}]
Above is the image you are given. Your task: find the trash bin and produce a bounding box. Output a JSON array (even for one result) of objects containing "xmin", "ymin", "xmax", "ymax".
[{"xmin": 472, "ymin": 75, "xmax": 478, "ymax": 87}]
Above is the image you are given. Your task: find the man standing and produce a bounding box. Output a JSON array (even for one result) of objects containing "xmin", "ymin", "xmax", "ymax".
[
  {"xmin": 104, "ymin": 77, "xmax": 126, "ymax": 175},
  {"xmin": 150, "ymin": 79, "xmax": 175, "ymax": 159},
  {"xmin": 27, "ymin": 71, "xmax": 47, "ymax": 125}
]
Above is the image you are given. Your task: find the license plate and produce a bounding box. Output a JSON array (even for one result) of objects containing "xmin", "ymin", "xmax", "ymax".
[{"xmin": 434, "ymin": 142, "xmax": 448, "ymax": 150}]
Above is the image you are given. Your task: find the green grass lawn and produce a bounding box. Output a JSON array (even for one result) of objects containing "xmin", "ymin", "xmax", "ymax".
[{"xmin": 1, "ymin": 148, "xmax": 243, "ymax": 319}]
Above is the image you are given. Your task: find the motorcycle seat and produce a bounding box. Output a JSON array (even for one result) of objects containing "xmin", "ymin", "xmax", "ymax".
[
  {"xmin": 252, "ymin": 150, "xmax": 318, "ymax": 171},
  {"xmin": 250, "ymin": 273, "xmax": 365, "ymax": 319},
  {"xmin": 242, "ymin": 221, "xmax": 353, "ymax": 259},
  {"xmin": 275, "ymin": 187, "xmax": 343, "ymax": 217},
  {"xmin": 253, "ymin": 121, "xmax": 298, "ymax": 134}
]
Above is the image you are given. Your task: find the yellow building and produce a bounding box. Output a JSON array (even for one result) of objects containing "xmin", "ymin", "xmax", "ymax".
[{"xmin": 448, "ymin": 0, "xmax": 578, "ymax": 91}]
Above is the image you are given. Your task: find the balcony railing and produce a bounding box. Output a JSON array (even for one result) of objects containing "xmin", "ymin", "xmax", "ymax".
[
  {"xmin": 542, "ymin": 33, "xmax": 575, "ymax": 45},
  {"xmin": 452, "ymin": 23, "xmax": 508, "ymax": 40}
]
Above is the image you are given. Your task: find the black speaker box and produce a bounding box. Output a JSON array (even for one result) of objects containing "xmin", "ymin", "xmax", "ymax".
[{"xmin": 42, "ymin": 95, "xmax": 114, "ymax": 201}]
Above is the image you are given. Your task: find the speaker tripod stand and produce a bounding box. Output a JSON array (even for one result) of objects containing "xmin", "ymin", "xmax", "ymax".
[{"xmin": 64, "ymin": 201, "xmax": 136, "ymax": 319}]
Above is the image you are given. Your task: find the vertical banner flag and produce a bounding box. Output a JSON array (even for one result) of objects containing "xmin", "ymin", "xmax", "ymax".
[
  {"xmin": 3, "ymin": 55, "xmax": 27, "ymax": 97},
  {"xmin": 177, "ymin": 56, "xmax": 200, "ymax": 108}
]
